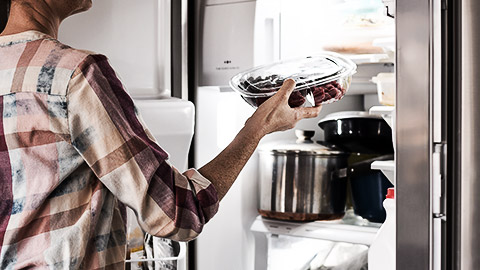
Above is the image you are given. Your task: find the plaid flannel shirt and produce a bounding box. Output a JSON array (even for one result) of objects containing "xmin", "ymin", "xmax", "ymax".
[{"xmin": 0, "ymin": 31, "xmax": 219, "ymax": 269}]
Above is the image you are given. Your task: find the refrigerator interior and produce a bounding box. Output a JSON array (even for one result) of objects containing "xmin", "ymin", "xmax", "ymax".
[
  {"xmin": 195, "ymin": 89, "xmax": 365, "ymax": 270},
  {"xmin": 194, "ymin": 0, "xmax": 395, "ymax": 269},
  {"xmin": 264, "ymin": 234, "xmax": 369, "ymax": 270}
]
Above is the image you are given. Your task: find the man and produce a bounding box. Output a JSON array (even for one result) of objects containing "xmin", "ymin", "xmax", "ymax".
[{"xmin": 0, "ymin": 0, "xmax": 321, "ymax": 268}]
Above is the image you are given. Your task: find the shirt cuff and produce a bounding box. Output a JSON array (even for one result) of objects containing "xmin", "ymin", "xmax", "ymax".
[{"xmin": 183, "ymin": 169, "xmax": 219, "ymax": 223}]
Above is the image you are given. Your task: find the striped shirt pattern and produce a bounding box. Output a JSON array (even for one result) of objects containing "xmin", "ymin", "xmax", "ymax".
[{"xmin": 0, "ymin": 31, "xmax": 219, "ymax": 269}]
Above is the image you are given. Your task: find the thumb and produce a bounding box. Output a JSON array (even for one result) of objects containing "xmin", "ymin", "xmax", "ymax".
[{"xmin": 277, "ymin": 78, "xmax": 296, "ymax": 99}]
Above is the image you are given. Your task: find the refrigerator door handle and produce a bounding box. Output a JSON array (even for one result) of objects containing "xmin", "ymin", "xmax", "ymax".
[
  {"xmin": 433, "ymin": 218, "xmax": 442, "ymax": 270},
  {"xmin": 432, "ymin": 144, "xmax": 446, "ymax": 218},
  {"xmin": 432, "ymin": 143, "xmax": 446, "ymax": 270},
  {"xmin": 263, "ymin": 16, "xmax": 280, "ymax": 63}
]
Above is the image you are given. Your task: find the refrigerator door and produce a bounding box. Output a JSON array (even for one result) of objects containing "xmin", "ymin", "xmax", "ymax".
[
  {"xmin": 458, "ymin": 0, "xmax": 480, "ymax": 268},
  {"xmin": 200, "ymin": 1, "xmax": 256, "ymax": 86},
  {"xmin": 396, "ymin": 0, "xmax": 440, "ymax": 269},
  {"xmin": 58, "ymin": 2, "xmax": 191, "ymax": 269},
  {"xmin": 398, "ymin": 0, "xmax": 480, "ymax": 268},
  {"xmin": 194, "ymin": 86, "xmax": 258, "ymax": 270},
  {"xmin": 59, "ymin": 0, "xmax": 173, "ymax": 98}
]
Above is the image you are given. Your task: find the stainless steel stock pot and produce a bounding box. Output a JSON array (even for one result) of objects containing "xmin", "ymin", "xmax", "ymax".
[{"xmin": 258, "ymin": 130, "xmax": 349, "ymax": 221}]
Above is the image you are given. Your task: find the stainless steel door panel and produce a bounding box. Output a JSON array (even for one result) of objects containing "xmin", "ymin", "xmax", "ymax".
[
  {"xmin": 396, "ymin": 0, "xmax": 432, "ymax": 268},
  {"xmin": 460, "ymin": 0, "xmax": 480, "ymax": 268}
]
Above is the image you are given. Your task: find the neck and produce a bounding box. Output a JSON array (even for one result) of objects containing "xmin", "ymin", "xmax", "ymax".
[{"xmin": 1, "ymin": 1, "xmax": 61, "ymax": 38}]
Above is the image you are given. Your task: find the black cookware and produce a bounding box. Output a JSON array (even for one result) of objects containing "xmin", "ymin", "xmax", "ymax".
[
  {"xmin": 346, "ymin": 154, "xmax": 394, "ymax": 223},
  {"xmin": 332, "ymin": 154, "xmax": 394, "ymax": 223},
  {"xmin": 318, "ymin": 111, "xmax": 394, "ymax": 154}
]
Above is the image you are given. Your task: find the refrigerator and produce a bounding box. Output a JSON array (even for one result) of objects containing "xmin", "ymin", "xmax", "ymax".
[
  {"xmin": 2, "ymin": 0, "xmax": 480, "ymax": 269},
  {"xmin": 191, "ymin": 0, "xmax": 480, "ymax": 269},
  {"xmin": 0, "ymin": 0, "xmax": 193, "ymax": 269}
]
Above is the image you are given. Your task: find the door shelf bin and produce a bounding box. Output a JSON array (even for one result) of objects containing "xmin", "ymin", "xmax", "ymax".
[{"xmin": 371, "ymin": 159, "xmax": 395, "ymax": 185}]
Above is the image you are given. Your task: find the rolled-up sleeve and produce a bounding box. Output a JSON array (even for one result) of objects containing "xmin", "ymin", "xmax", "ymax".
[{"xmin": 66, "ymin": 54, "xmax": 219, "ymax": 241}]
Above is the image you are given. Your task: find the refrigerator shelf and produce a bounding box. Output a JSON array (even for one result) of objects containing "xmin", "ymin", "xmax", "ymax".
[
  {"xmin": 369, "ymin": 105, "xmax": 396, "ymax": 185},
  {"xmin": 250, "ymin": 215, "xmax": 380, "ymax": 246},
  {"xmin": 369, "ymin": 105, "xmax": 394, "ymax": 128},
  {"xmin": 371, "ymin": 160, "xmax": 395, "ymax": 185}
]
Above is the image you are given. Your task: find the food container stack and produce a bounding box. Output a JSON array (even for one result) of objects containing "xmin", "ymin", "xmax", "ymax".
[
  {"xmin": 372, "ymin": 73, "xmax": 395, "ymax": 106},
  {"xmin": 372, "ymin": 37, "xmax": 395, "ymax": 106}
]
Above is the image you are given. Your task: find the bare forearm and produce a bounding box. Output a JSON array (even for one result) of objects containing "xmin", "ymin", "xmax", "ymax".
[
  {"xmin": 198, "ymin": 79, "xmax": 321, "ymax": 201},
  {"xmin": 198, "ymin": 125, "xmax": 263, "ymax": 200}
]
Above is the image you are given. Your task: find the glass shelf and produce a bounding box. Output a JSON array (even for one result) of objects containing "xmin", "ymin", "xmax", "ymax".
[{"xmin": 250, "ymin": 211, "xmax": 381, "ymax": 246}]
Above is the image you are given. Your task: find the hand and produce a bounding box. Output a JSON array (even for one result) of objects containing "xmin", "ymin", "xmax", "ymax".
[{"xmin": 245, "ymin": 79, "xmax": 322, "ymax": 137}]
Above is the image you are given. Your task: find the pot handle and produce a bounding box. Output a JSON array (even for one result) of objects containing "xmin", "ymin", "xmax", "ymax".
[
  {"xmin": 332, "ymin": 167, "xmax": 348, "ymax": 179},
  {"xmin": 295, "ymin": 130, "xmax": 315, "ymax": 141}
]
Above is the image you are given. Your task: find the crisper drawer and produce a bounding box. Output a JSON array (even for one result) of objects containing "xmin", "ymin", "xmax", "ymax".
[
  {"xmin": 264, "ymin": 234, "xmax": 369, "ymax": 270},
  {"xmin": 250, "ymin": 214, "xmax": 380, "ymax": 270}
]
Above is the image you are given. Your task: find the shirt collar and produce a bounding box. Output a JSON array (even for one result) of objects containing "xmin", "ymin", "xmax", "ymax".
[{"xmin": 0, "ymin": 30, "xmax": 53, "ymax": 46}]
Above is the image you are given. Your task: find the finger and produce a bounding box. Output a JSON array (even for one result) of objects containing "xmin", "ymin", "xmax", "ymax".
[
  {"xmin": 277, "ymin": 78, "xmax": 296, "ymax": 99},
  {"xmin": 294, "ymin": 105, "xmax": 322, "ymax": 119}
]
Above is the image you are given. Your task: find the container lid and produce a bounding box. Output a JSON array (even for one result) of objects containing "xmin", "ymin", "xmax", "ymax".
[
  {"xmin": 258, "ymin": 130, "xmax": 346, "ymax": 155},
  {"xmin": 386, "ymin": 187, "xmax": 395, "ymax": 199},
  {"xmin": 229, "ymin": 52, "xmax": 357, "ymax": 98},
  {"xmin": 318, "ymin": 111, "xmax": 383, "ymax": 126}
]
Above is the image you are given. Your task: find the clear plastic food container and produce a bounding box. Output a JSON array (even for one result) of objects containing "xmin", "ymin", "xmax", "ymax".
[
  {"xmin": 372, "ymin": 72, "xmax": 395, "ymax": 106},
  {"xmin": 229, "ymin": 52, "xmax": 357, "ymax": 108}
]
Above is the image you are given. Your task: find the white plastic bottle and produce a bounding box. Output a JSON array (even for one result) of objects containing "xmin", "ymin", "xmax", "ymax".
[{"xmin": 368, "ymin": 187, "xmax": 396, "ymax": 270}]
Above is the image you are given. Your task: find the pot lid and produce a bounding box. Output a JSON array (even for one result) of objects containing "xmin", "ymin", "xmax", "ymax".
[
  {"xmin": 318, "ymin": 111, "xmax": 383, "ymax": 125},
  {"xmin": 259, "ymin": 130, "xmax": 346, "ymax": 155}
]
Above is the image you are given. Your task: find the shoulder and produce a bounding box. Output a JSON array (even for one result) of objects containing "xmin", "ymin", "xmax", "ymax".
[
  {"xmin": 69, "ymin": 53, "xmax": 121, "ymax": 94},
  {"xmin": 42, "ymin": 39, "xmax": 109, "ymax": 78},
  {"xmin": 41, "ymin": 40, "xmax": 119, "ymax": 97},
  {"xmin": 23, "ymin": 38, "xmax": 103, "ymax": 95},
  {"xmin": 72, "ymin": 54, "xmax": 110, "ymax": 79},
  {"xmin": 3, "ymin": 37, "xmax": 103, "ymax": 95},
  {"xmin": 67, "ymin": 52, "xmax": 128, "ymax": 106},
  {"xmin": 35, "ymin": 38, "xmax": 93, "ymax": 74},
  {"xmin": 38, "ymin": 38, "xmax": 118, "ymax": 88}
]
